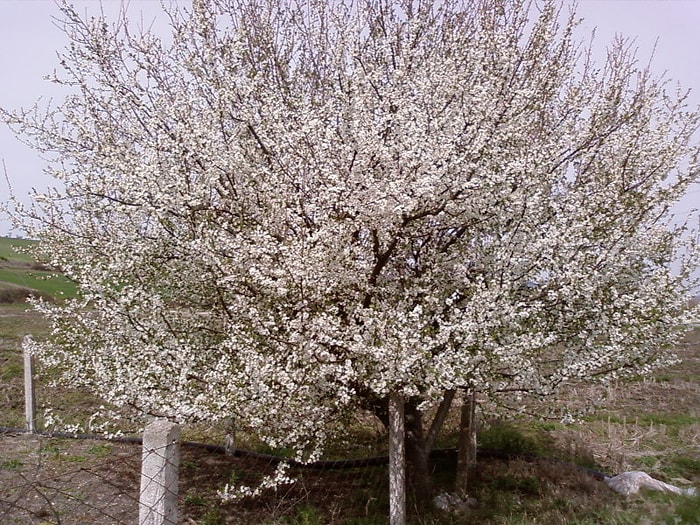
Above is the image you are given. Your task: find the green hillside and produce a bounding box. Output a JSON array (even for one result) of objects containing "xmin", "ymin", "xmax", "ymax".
[
  {"xmin": 0, "ymin": 237, "xmax": 77, "ymax": 302},
  {"xmin": 0, "ymin": 237, "xmax": 35, "ymax": 262}
]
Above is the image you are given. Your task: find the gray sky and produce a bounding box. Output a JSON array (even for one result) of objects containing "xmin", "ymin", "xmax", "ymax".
[{"xmin": 1, "ymin": 0, "xmax": 699, "ymax": 236}]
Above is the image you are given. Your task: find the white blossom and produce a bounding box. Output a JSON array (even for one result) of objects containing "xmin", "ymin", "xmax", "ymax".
[{"xmin": 3, "ymin": 0, "xmax": 699, "ymax": 492}]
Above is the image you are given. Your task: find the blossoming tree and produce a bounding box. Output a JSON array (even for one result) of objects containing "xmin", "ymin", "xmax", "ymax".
[{"xmin": 4, "ymin": 0, "xmax": 699, "ymax": 499}]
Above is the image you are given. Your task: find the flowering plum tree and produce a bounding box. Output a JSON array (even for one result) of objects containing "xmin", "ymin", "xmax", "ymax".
[{"xmin": 4, "ymin": 0, "xmax": 699, "ymax": 497}]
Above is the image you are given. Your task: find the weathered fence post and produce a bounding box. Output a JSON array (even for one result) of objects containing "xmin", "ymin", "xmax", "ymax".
[
  {"xmin": 23, "ymin": 336, "xmax": 36, "ymax": 433},
  {"xmin": 389, "ymin": 393, "xmax": 406, "ymax": 525},
  {"xmin": 223, "ymin": 416, "xmax": 236, "ymax": 456},
  {"xmin": 139, "ymin": 419, "xmax": 180, "ymax": 525}
]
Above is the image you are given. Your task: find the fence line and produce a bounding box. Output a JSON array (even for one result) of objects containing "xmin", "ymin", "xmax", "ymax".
[
  {"xmin": 5, "ymin": 335, "xmax": 619, "ymax": 524},
  {"xmin": 11, "ymin": 333, "xmax": 408, "ymax": 524},
  {"xmin": 1, "ymin": 424, "xmax": 617, "ymax": 524},
  {"xmin": 0, "ymin": 428, "xmax": 399, "ymax": 524}
]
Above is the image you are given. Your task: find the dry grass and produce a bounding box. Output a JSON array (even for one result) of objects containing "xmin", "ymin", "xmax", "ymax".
[{"xmin": 560, "ymin": 330, "xmax": 700, "ymax": 482}]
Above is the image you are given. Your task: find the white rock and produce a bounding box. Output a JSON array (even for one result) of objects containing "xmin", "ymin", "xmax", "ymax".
[{"xmin": 606, "ymin": 471, "xmax": 697, "ymax": 496}]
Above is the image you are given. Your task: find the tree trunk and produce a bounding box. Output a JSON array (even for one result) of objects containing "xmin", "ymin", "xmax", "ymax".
[
  {"xmin": 363, "ymin": 390, "xmax": 456, "ymax": 505},
  {"xmin": 404, "ymin": 399, "xmax": 432, "ymax": 502},
  {"xmin": 455, "ymin": 389, "xmax": 477, "ymax": 496},
  {"xmin": 388, "ymin": 393, "xmax": 406, "ymax": 525}
]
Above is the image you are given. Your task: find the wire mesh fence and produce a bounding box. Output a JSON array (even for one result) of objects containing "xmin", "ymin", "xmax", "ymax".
[
  {"xmin": 1, "ymin": 322, "xmax": 398, "ymax": 524},
  {"xmin": 0, "ymin": 428, "xmax": 396, "ymax": 525},
  {"xmin": 0, "ymin": 431, "xmax": 141, "ymax": 524}
]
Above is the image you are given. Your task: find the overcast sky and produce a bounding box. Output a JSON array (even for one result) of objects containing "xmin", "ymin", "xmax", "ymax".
[{"xmin": 1, "ymin": 0, "xmax": 699, "ymax": 237}]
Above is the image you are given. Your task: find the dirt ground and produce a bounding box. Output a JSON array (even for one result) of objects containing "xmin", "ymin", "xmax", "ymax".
[{"xmin": 0, "ymin": 432, "xmax": 141, "ymax": 524}]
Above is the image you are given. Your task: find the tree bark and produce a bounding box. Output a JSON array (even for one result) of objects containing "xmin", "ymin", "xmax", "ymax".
[
  {"xmin": 455, "ymin": 389, "xmax": 477, "ymax": 496},
  {"xmin": 425, "ymin": 389, "xmax": 456, "ymax": 452},
  {"xmin": 388, "ymin": 393, "xmax": 406, "ymax": 525},
  {"xmin": 363, "ymin": 390, "xmax": 457, "ymax": 504},
  {"xmin": 404, "ymin": 399, "xmax": 432, "ymax": 502}
]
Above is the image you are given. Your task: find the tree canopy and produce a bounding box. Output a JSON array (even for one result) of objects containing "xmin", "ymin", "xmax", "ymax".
[{"xmin": 3, "ymin": 0, "xmax": 699, "ymax": 493}]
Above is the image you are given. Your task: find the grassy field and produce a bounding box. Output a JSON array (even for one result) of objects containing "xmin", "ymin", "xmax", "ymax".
[
  {"xmin": 0, "ymin": 236, "xmax": 77, "ymax": 302},
  {"xmin": 0, "ymin": 236, "xmax": 698, "ymax": 523}
]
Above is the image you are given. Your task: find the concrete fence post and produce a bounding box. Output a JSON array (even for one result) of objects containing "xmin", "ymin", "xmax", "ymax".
[
  {"xmin": 22, "ymin": 336, "xmax": 36, "ymax": 433},
  {"xmin": 139, "ymin": 419, "xmax": 180, "ymax": 525}
]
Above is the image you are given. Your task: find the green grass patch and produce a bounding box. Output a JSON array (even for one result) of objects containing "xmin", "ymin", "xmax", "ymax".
[
  {"xmin": 87, "ymin": 443, "xmax": 113, "ymax": 458},
  {"xmin": 492, "ymin": 474, "xmax": 544, "ymax": 496},
  {"xmin": 1, "ymin": 459, "xmax": 24, "ymax": 470},
  {"xmin": 0, "ymin": 268, "xmax": 77, "ymax": 299},
  {"xmin": 0, "ymin": 237, "xmax": 36, "ymax": 263},
  {"xmin": 184, "ymin": 489, "xmax": 208, "ymax": 507},
  {"xmin": 257, "ymin": 505, "xmax": 331, "ymax": 525},
  {"xmin": 531, "ymin": 421, "xmax": 564, "ymax": 432},
  {"xmin": 666, "ymin": 495, "xmax": 700, "ymax": 524},
  {"xmin": 670, "ymin": 455, "xmax": 700, "ymax": 477},
  {"xmin": 199, "ymin": 507, "xmax": 226, "ymax": 525},
  {"xmin": 637, "ymin": 455, "xmax": 661, "ymax": 469},
  {"xmin": 633, "ymin": 454, "xmax": 700, "ymax": 481},
  {"xmin": 479, "ymin": 421, "xmax": 548, "ymax": 456},
  {"xmin": 0, "ymin": 361, "xmax": 22, "ymax": 380},
  {"xmin": 41, "ymin": 441, "xmax": 63, "ymax": 456},
  {"xmin": 587, "ymin": 413, "xmax": 700, "ymax": 428},
  {"xmin": 0, "ymin": 236, "xmax": 77, "ymax": 300},
  {"xmin": 637, "ymin": 414, "xmax": 700, "ymax": 427}
]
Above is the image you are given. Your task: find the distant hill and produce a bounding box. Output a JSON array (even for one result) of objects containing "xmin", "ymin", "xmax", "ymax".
[
  {"xmin": 0, "ymin": 237, "xmax": 35, "ymax": 262},
  {"xmin": 0, "ymin": 237, "xmax": 77, "ymax": 303}
]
